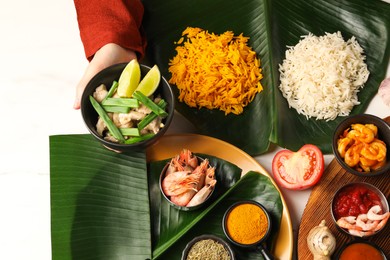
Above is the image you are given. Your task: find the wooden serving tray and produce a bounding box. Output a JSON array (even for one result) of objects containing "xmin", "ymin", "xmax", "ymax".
[{"xmin": 297, "ymin": 157, "xmax": 390, "ymax": 259}]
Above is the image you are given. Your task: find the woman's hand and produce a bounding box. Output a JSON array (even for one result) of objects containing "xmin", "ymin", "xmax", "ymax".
[{"xmin": 73, "ymin": 43, "xmax": 137, "ymax": 109}]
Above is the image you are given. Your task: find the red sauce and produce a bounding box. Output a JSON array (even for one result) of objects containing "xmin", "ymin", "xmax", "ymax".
[
  {"xmin": 333, "ymin": 184, "xmax": 381, "ymax": 219},
  {"xmin": 339, "ymin": 243, "xmax": 384, "ymax": 260}
]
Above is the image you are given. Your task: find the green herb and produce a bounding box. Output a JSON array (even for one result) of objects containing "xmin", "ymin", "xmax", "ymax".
[
  {"xmin": 102, "ymin": 105, "xmax": 131, "ymax": 114},
  {"xmin": 102, "ymin": 81, "xmax": 118, "ymax": 102},
  {"xmin": 138, "ymin": 99, "xmax": 167, "ymax": 130},
  {"xmin": 124, "ymin": 133, "xmax": 155, "ymax": 144},
  {"xmin": 119, "ymin": 128, "xmax": 141, "ymax": 136},
  {"xmin": 102, "ymin": 97, "xmax": 139, "ymax": 107},
  {"xmin": 89, "ymin": 95, "xmax": 125, "ymax": 142},
  {"xmin": 133, "ymin": 91, "xmax": 168, "ymax": 117},
  {"xmin": 186, "ymin": 239, "xmax": 231, "ymax": 260}
]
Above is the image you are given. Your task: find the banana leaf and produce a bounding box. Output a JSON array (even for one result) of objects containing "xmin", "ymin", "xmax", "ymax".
[
  {"xmin": 142, "ymin": 0, "xmax": 390, "ymax": 155},
  {"xmin": 50, "ymin": 135, "xmax": 283, "ymax": 260}
]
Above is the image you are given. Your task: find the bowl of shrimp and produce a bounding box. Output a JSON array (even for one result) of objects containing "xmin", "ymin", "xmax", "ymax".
[
  {"xmin": 331, "ymin": 182, "xmax": 389, "ymax": 238},
  {"xmin": 332, "ymin": 114, "xmax": 390, "ymax": 176},
  {"xmin": 159, "ymin": 149, "xmax": 217, "ymax": 211},
  {"xmin": 81, "ymin": 62, "xmax": 175, "ymax": 152}
]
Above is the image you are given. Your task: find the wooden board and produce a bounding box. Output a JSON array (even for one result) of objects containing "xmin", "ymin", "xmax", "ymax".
[{"xmin": 297, "ymin": 158, "xmax": 390, "ymax": 259}]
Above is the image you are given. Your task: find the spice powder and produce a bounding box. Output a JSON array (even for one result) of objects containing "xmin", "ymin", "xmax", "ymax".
[
  {"xmin": 226, "ymin": 203, "xmax": 268, "ymax": 244},
  {"xmin": 186, "ymin": 239, "xmax": 231, "ymax": 260}
]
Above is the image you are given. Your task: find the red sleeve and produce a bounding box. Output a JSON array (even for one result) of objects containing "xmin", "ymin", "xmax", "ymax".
[{"xmin": 74, "ymin": 0, "xmax": 146, "ymax": 61}]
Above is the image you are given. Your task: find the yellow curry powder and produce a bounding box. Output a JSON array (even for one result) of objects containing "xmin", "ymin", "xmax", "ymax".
[
  {"xmin": 168, "ymin": 27, "xmax": 263, "ymax": 115},
  {"xmin": 226, "ymin": 203, "xmax": 268, "ymax": 245}
]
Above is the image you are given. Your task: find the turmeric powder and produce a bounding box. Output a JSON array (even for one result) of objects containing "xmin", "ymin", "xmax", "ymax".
[{"xmin": 226, "ymin": 203, "xmax": 268, "ymax": 245}]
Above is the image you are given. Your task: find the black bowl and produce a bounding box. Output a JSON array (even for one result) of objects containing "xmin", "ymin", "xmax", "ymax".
[
  {"xmin": 332, "ymin": 114, "xmax": 390, "ymax": 176},
  {"xmin": 331, "ymin": 182, "xmax": 389, "ymax": 238},
  {"xmin": 181, "ymin": 234, "xmax": 235, "ymax": 260},
  {"xmin": 159, "ymin": 156, "xmax": 216, "ymax": 211},
  {"xmin": 81, "ymin": 63, "xmax": 175, "ymax": 152},
  {"xmin": 335, "ymin": 240, "xmax": 387, "ymax": 260}
]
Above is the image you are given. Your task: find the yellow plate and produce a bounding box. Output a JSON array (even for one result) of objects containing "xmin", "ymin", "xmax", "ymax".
[{"xmin": 147, "ymin": 133, "xmax": 293, "ymax": 260}]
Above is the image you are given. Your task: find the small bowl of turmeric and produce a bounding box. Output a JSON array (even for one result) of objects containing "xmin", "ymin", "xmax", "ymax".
[{"xmin": 222, "ymin": 200, "xmax": 274, "ymax": 259}]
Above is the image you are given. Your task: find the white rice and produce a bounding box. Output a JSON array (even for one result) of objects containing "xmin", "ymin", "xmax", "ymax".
[{"xmin": 278, "ymin": 31, "xmax": 369, "ymax": 121}]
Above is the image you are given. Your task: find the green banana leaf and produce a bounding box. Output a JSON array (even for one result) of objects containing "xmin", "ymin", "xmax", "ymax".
[
  {"xmin": 142, "ymin": 0, "xmax": 390, "ymax": 155},
  {"xmin": 50, "ymin": 135, "xmax": 282, "ymax": 260}
]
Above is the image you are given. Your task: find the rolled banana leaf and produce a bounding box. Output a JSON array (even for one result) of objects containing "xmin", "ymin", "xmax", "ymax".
[
  {"xmin": 50, "ymin": 135, "xmax": 282, "ymax": 260},
  {"xmin": 142, "ymin": 0, "xmax": 390, "ymax": 155}
]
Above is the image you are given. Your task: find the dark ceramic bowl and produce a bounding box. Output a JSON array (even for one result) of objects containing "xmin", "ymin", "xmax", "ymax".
[
  {"xmin": 181, "ymin": 234, "xmax": 235, "ymax": 260},
  {"xmin": 331, "ymin": 182, "xmax": 389, "ymax": 238},
  {"xmin": 159, "ymin": 156, "xmax": 216, "ymax": 211},
  {"xmin": 335, "ymin": 240, "xmax": 387, "ymax": 260},
  {"xmin": 222, "ymin": 200, "xmax": 272, "ymax": 247},
  {"xmin": 81, "ymin": 63, "xmax": 174, "ymax": 152},
  {"xmin": 332, "ymin": 114, "xmax": 390, "ymax": 176}
]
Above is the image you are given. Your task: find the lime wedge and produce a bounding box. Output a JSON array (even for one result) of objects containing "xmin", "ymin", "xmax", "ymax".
[
  {"xmin": 135, "ymin": 65, "xmax": 161, "ymax": 97},
  {"xmin": 117, "ymin": 60, "xmax": 141, "ymax": 98}
]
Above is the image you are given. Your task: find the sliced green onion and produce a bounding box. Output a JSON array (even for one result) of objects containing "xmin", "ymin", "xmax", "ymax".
[
  {"xmin": 138, "ymin": 99, "xmax": 167, "ymax": 130},
  {"xmin": 102, "ymin": 80, "xmax": 118, "ymax": 102},
  {"xmin": 133, "ymin": 91, "xmax": 168, "ymax": 117},
  {"xmin": 102, "ymin": 105, "xmax": 131, "ymax": 114},
  {"xmin": 124, "ymin": 133, "xmax": 155, "ymax": 144},
  {"xmin": 89, "ymin": 95, "xmax": 125, "ymax": 142},
  {"xmin": 119, "ymin": 128, "xmax": 141, "ymax": 136},
  {"xmin": 102, "ymin": 97, "xmax": 139, "ymax": 107}
]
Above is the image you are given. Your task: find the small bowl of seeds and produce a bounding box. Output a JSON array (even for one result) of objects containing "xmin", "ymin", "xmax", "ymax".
[{"xmin": 181, "ymin": 234, "xmax": 235, "ymax": 260}]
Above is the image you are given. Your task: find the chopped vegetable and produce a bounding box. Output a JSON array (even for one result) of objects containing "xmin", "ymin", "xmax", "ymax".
[
  {"xmin": 89, "ymin": 95, "xmax": 125, "ymax": 142},
  {"xmin": 272, "ymin": 144, "xmax": 324, "ymax": 190},
  {"xmin": 133, "ymin": 91, "xmax": 168, "ymax": 117},
  {"xmin": 101, "ymin": 105, "xmax": 130, "ymax": 114},
  {"xmin": 124, "ymin": 133, "xmax": 155, "ymax": 144},
  {"xmin": 307, "ymin": 220, "xmax": 336, "ymax": 260},
  {"xmin": 102, "ymin": 80, "xmax": 118, "ymax": 102},
  {"xmin": 138, "ymin": 99, "xmax": 167, "ymax": 130},
  {"xmin": 102, "ymin": 97, "xmax": 139, "ymax": 107},
  {"xmin": 119, "ymin": 128, "xmax": 140, "ymax": 136}
]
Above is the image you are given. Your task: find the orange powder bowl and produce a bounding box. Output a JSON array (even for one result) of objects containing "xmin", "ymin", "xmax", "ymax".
[{"xmin": 222, "ymin": 200, "xmax": 274, "ymax": 259}]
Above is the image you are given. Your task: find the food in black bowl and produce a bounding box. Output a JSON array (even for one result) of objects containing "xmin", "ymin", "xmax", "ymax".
[
  {"xmin": 81, "ymin": 61, "xmax": 174, "ymax": 152},
  {"xmin": 160, "ymin": 149, "xmax": 217, "ymax": 211},
  {"xmin": 181, "ymin": 234, "xmax": 234, "ymax": 260},
  {"xmin": 331, "ymin": 182, "xmax": 389, "ymax": 238},
  {"xmin": 332, "ymin": 114, "xmax": 390, "ymax": 176},
  {"xmin": 335, "ymin": 240, "xmax": 387, "ymax": 260}
]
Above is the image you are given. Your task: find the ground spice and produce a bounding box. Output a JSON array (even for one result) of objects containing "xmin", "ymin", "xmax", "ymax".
[
  {"xmin": 226, "ymin": 203, "xmax": 268, "ymax": 244},
  {"xmin": 186, "ymin": 239, "xmax": 231, "ymax": 260}
]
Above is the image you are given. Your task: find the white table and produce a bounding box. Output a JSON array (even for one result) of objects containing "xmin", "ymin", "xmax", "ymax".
[{"xmin": 0, "ymin": 1, "xmax": 388, "ymax": 259}]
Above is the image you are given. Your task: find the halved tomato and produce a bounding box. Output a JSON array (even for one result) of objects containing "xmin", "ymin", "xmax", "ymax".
[{"xmin": 272, "ymin": 144, "xmax": 324, "ymax": 190}]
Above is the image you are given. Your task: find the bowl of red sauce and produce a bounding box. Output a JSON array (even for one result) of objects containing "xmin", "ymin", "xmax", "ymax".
[
  {"xmin": 336, "ymin": 240, "xmax": 387, "ymax": 260},
  {"xmin": 331, "ymin": 182, "xmax": 389, "ymax": 238}
]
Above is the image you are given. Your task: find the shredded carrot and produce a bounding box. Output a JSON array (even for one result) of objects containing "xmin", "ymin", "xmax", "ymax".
[{"xmin": 168, "ymin": 27, "xmax": 264, "ymax": 115}]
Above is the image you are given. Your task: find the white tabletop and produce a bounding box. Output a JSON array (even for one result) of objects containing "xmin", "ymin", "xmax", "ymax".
[{"xmin": 0, "ymin": 1, "xmax": 388, "ymax": 259}]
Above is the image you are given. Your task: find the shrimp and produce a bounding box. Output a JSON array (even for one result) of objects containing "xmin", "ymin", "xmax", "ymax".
[
  {"xmin": 360, "ymin": 139, "xmax": 387, "ymax": 162},
  {"xmin": 364, "ymin": 124, "xmax": 378, "ymax": 137},
  {"xmin": 348, "ymin": 229, "xmax": 375, "ymax": 237},
  {"xmin": 179, "ymin": 149, "xmax": 198, "ymax": 169},
  {"xmin": 337, "ymin": 137, "xmax": 353, "ymax": 158},
  {"xmin": 205, "ymin": 167, "xmax": 216, "ymax": 185},
  {"xmin": 355, "ymin": 214, "xmax": 379, "ymax": 231},
  {"xmin": 367, "ymin": 205, "xmax": 390, "ymax": 221},
  {"xmin": 186, "ymin": 180, "xmax": 216, "ymax": 207},
  {"xmin": 374, "ymin": 214, "xmax": 390, "ymax": 232},
  {"xmin": 349, "ymin": 124, "xmax": 375, "ymax": 143},
  {"xmin": 336, "ymin": 216, "xmax": 362, "ymax": 231},
  {"xmin": 344, "ymin": 143, "xmax": 364, "ymax": 167},
  {"xmin": 170, "ymin": 189, "xmax": 197, "ymax": 207},
  {"xmin": 161, "ymin": 171, "xmax": 198, "ymax": 196},
  {"xmin": 192, "ymin": 159, "xmax": 209, "ymax": 190}
]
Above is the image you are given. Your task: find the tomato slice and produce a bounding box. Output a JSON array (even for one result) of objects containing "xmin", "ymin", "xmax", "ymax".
[{"xmin": 272, "ymin": 144, "xmax": 324, "ymax": 190}]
